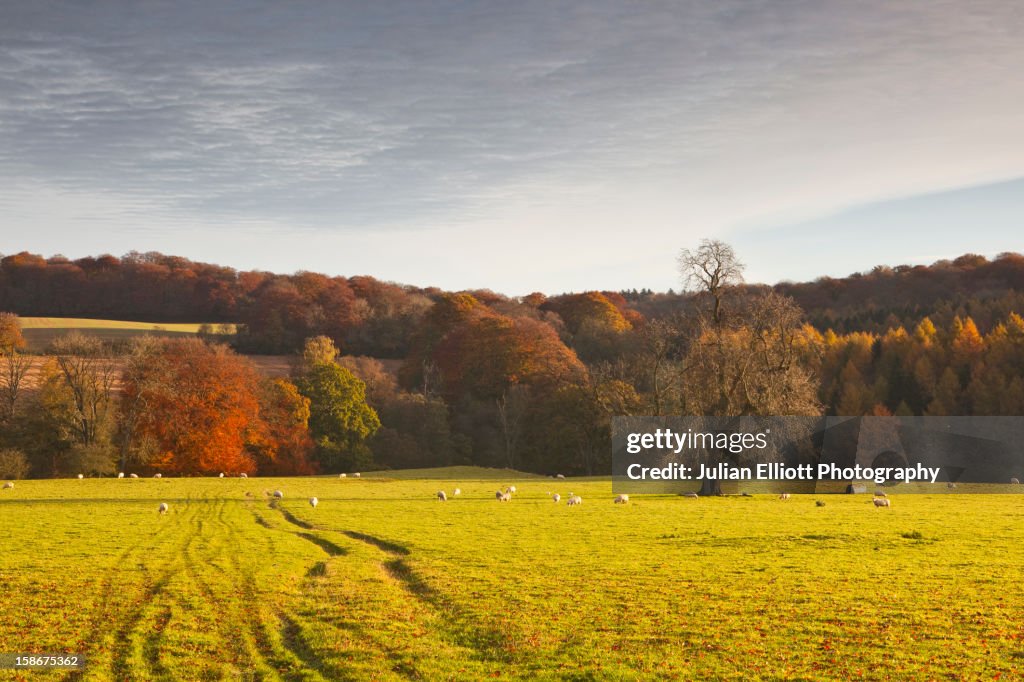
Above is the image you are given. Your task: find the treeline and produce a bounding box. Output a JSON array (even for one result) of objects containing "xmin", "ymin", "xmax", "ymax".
[{"xmin": 2, "ymin": 244, "xmax": 1024, "ymax": 479}]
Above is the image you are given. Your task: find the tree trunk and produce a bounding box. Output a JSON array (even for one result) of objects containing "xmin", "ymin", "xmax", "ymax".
[{"xmin": 699, "ymin": 477, "xmax": 722, "ymax": 496}]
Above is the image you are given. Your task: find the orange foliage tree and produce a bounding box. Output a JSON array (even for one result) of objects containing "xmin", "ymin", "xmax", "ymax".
[{"xmin": 122, "ymin": 339, "xmax": 267, "ymax": 475}]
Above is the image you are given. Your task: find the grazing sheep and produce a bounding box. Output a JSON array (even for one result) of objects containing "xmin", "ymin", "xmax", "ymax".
[
  {"xmin": 453, "ymin": 488, "xmax": 461, "ymax": 496},
  {"xmin": 158, "ymin": 503, "xmax": 169, "ymax": 514},
  {"xmin": 874, "ymin": 491, "xmax": 887, "ymax": 498},
  {"xmin": 778, "ymin": 493, "xmax": 791, "ymax": 501},
  {"xmin": 339, "ymin": 473, "xmax": 347, "ymax": 478},
  {"xmin": 567, "ymin": 495, "xmax": 583, "ymax": 506},
  {"xmin": 77, "ymin": 474, "xmax": 84, "ymax": 479},
  {"xmin": 556, "ymin": 474, "xmax": 565, "ymax": 479},
  {"xmin": 219, "ymin": 473, "xmax": 224, "ymax": 478},
  {"xmin": 273, "ymin": 490, "xmax": 284, "ymax": 499},
  {"xmin": 153, "ymin": 473, "xmax": 162, "ymax": 479},
  {"xmin": 310, "ymin": 497, "xmax": 318, "ymax": 508},
  {"xmin": 129, "ymin": 473, "xmax": 138, "ymax": 479},
  {"xmin": 353, "ymin": 472, "xmax": 361, "ymax": 478},
  {"xmin": 614, "ymin": 494, "xmax": 629, "ymax": 504},
  {"xmin": 1012, "ymin": 478, "xmax": 1020, "ymax": 484},
  {"xmin": 873, "ymin": 497, "xmax": 891, "ymax": 508},
  {"xmin": 496, "ymin": 490, "xmax": 511, "ymax": 502},
  {"xmin": 947, "ymin": 482, "xmax": 957, "ymax": 490},
  {"xmin": 240, "ymin": 473, "xmax": 248, "ymax": 478},
  {"xmin": 682, "ymin": 492, "xmax": 699, "ymax": 499},
  {"xmin": 437, "ymin": 491, "xmax": 447, "ymax": 501},
  {"xmin": 552, "ymin": 493, "xmax": 561, "ymax": 503},
  {"xmin": 508, "ymin": 485, "xmax": 517, "ymax": 494},
  {"xmin": 3, "ymin": 481, "xmax": 13, "ymax": 489},
  {"xmin": 118, "ymin": 472, "xmax": 124, "ymax": 479}
]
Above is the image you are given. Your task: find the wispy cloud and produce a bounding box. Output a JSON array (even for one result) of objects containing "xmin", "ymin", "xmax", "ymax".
[{"xmin": 1, "ymin": 1, "xmax": 1022, "ymax": 291}]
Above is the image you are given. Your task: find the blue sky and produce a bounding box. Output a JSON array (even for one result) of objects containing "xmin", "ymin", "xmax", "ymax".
[{"xmin": 1, "ymin": 1, "xmax": 1021, "ymax": 294}]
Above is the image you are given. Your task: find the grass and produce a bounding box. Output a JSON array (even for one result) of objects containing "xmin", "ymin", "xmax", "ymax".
[
  {"xmin": 17, "ymin": 318, "xmax": 236, "ymax": 351},
  {"xmin": 1, "ymin": 467, "xmax": 1022, "ymax": 680}
]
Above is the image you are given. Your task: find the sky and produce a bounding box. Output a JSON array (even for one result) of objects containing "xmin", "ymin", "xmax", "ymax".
[{"xmin": 1, "ymin": 1, "xmax": 1022, "ymax": 294}]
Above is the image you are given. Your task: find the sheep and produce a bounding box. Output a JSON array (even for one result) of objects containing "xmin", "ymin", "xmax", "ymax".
[
  {"xmin": 77, "ymin": 474, "xmax": 84, "ymax": 479},
  {"xmin": 778, "ymin": 493, "xmax": 791, "ymax": 501},
  {"xmin": 567, "ymin": 495, "xmax": 583, "ymax": 506},
  {"xmin": 117, "ymin": 472, "xmax": 124, "ymax": 479},
  {"xmin": 682, "ymin": 492, "xmax": 699, "ymax": 499},
  {"xmin": 614, "ymin": 494, "xmax": 629, "ymax": 504},
  {"xmin": 437, "ymin": 491, "xmax": 447, "ymax": 501},
  {"xmin": 219, "ymin": 473, "xmax": 225, "ymax": 478},
  {"xmin": 496, "ymin": 490, "xmax": 511, "ymax": 502},
  {"xmin": 552, "ymin": 493, "xmax": 561, "ymax": 503},
  {"xmin": 556, "ymin": 474, "xmax": 565, "ymax": 479},
  {"xmin": 273, "ymin": 490, "xmax": 284, "ymax": 499},
  {"xmin": 153, "ymin": 473, "xmax": 162, "ymax": 479},
  {"xmin": 507, "ymin": 485, "xmax": 516, "ymax": 494},
  {"xmin": 158, "ymin": 503, "xmax": 169, "ymax": 514},
  {"xmin": 873, "ymin": 497, "xmax": 891, "ymax": 508},
  {"xmin": 309, "ymin": 497, "xmax": 318, "ymax": 508},
  {"xmin": 947, "ymin": 482, "xmax": 957, "ymax": 490},
  {"xmin": 239, "ymin": 472, "xmax": 248, "ymax": 478},
  {"xmin": 3, "ymin": 481, "xmax": 13, "ymax": 490},
  {"xmin": 353, "ymin": 472, "xmax": 361, "ymax": 478},
  {"xmin": 339, "ymin": 473, "xmax": 347, "ymax": 478},
  {"xmin": 874, "ymin": 491, "xmax": 887, "ymax": 498},
  {"xmin": 1012, "ymin": 478, "xmax": 1020, "ymax": 484},
  {"xmin": 453, "ymin": 488, "xmax": 461, "ymax": 496},
  {"xmin": 129, "ymin": 473, "xmax": 138, "ymax": 478}
]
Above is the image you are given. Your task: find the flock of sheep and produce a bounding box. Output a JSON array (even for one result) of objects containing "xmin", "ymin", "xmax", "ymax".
[{"xmin": 6, "ymin": 472, "xmax": 1024, "ymax": 516}]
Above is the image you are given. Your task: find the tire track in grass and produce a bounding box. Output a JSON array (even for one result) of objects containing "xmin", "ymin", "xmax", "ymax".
[{"xmin": 180, "ymin": 498, "xmax": 273, "ymax": 678}]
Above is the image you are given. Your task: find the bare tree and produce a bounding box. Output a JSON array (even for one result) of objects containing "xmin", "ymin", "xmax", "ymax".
[
  {"xmin": 496, "ymin": 385, "xmax": 530, "ymax": 469},
  {"xmin": 678, "ymin": 239, "xmax": 744, "ymax": 325},
  {"xmin": 49, "ymin": 333, "xmax": 118, "ymax": 447},
  {"xmin": 0, "ymin": 347, "xmax": 34, "ymax": 421}
]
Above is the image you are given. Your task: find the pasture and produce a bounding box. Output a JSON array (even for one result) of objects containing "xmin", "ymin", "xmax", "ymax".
[
  {"xmin": 0, "ymin": 467, "xmax": 1022, "ymax": 680},
  {"xmin": 16, "ymin": 318, "xmax": 236, "ymax": 352}
]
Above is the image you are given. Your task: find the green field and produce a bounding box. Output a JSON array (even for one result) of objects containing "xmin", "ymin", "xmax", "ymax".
[
  {"xmin": 16, "ymin": 318, "xmax": 235, "ymax": 351},
  {"xmin": 1, "ymin": 467, "xmax": 1022, "ymax": 680}
]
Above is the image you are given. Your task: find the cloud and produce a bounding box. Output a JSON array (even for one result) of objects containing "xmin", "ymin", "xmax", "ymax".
[{"xmin": 1, "ymin": 1, "xmax": 1022, "ymax": 290}]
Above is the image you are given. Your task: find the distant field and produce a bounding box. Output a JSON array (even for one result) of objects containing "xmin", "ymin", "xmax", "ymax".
[
  {"xmin": 17, "ymin": 317, "xmax": 237, "ymax": 351},
  {"xmin": 1, "ymin": 467, "xmax": 1021, "ymax": 680}
]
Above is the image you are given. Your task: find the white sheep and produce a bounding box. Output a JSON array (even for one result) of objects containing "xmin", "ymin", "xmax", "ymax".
[
  {"xmin": 273, "ymin": 490, "xmax": 284, "ymax": 499},
  {"xmin": 158, "ymin": 503, "xmax": 169, "ymax": 514},
  {"xmin": 453, "ymin": 488, "xmax": 461, "ymax": 496},
  {"xmin": 77, "ymin": 474, "xmax": 84, "ymax": 479},
  {"xmin": 556, "ymin": 474, "xmax": 565, "ymax": 479},
  {"xmin": 309, "ymin": 497, "xmax": 318, "ymax": 508},
  {"xmin": 219, "ymin": 473, "xmax": 224, "ymax": 478},
  {"xmin": 614, "ymin": 494, "xmax": 629, "ymax": 504},
  {"xmin": 496, "ymin": 490, "xmax": 511, "ymax": 502},
  {"xmin": 437, "ymin": 491, "xmax": 447, "ymax": 501},
  {"xmin": 1012, "ymin": 478, "xmax": 1020, "ymax": 484},
  {"xmin": 552, "ymin": 493, "xmax": 561, "ymax": 503},
  {"xmin": 240, "ymin": 473, "xmax": 248, "ymax": 478},
  {"xmin": 508, "ymin": 485, "xmax": 516, "ymax": 494},
  {"xmin": 153, "ymin": 473, "xmax": 162, "ymax": 479},
  {"xmin": 682, "ymin": 492, "xmax": 699, "ymax": 499},
  {"xmin": 2, "ymin": 481, "xmax": 13, "ymax": 490},
  {"xmin": 339, "ymin": 473, "xmax": 347, "ymax": 478},
  {"xmin": 118, "ymin": 472, "xmax": 124, "ymax": 479},
  {"xmin": 874, "ymin": 491, "xmax": 887, "ymax": 498},
  {"xmin": 567, "ymin": 495, "xmax": 583, "ymax": 506},
  {"xmin": 873, "ymin": 497, "xmax": 891, "ymax": 508},
  {"xmin": 129, "ymin": 473, "xmax": 138, "ymax": 479},
  {"xmin": 353, "ymin": 472, "xmax": 361, "ymax": 478},
  {"xmin": 779, "ymin": 493, "xmax": 791, "ymax": 501}
]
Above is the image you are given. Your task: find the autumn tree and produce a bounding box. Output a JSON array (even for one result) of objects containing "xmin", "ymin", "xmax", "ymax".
[
  {"xmin": 122, "ymin": 339, "xmax": 266, "ymax": 475},
  {"xmin": 294, "ymin": 338, "xmax": 381, "ymax": 472}
]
